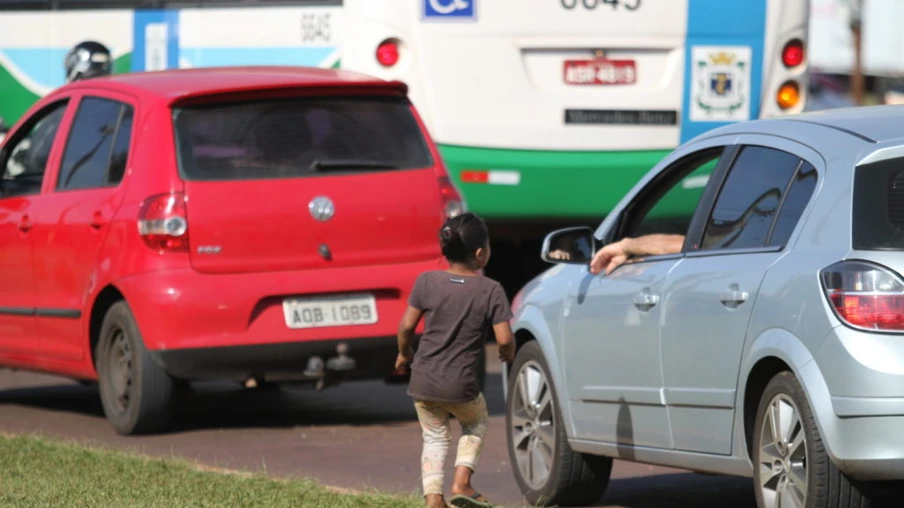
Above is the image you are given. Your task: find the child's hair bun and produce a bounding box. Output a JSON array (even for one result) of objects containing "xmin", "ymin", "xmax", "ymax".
[
  {"xmin": 440, "ymin": 225, "xmax": 464, "ymax": 259},
  {"xmin": 438, "ymin": 213, "xmax": 488, "ymax": 264}
]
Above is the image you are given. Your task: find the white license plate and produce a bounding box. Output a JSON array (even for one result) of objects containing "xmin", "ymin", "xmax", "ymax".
[{"xmin": 283, "ymin": 293, "xmax": 378, "ymax": 329}]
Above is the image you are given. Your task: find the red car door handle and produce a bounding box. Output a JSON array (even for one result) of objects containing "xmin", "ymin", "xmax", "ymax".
[
  {"xmin": 18, "ymin": 215, "xmax": 32, "ymax": 232},
  {"xmin": 91, "ymin": 211, "xmax": 108, "ymax": 229}
]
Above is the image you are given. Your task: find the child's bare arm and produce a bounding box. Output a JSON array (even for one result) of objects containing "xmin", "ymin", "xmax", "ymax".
[
  {"xmin": 396, "ymin": 306, "xmax": 424, "ymax": 369},
  {"xmin": 493, "ymin": 321, "xmax": 516, "ymax": 363}
]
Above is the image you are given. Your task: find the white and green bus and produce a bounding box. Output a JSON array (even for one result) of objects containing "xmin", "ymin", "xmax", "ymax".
[{"xmin": 0, "ymin": 0, "xmax": 809, "ymax": 288}]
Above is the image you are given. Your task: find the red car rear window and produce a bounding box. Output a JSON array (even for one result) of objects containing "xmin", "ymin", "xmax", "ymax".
[{"xmin": 172, "ymin": 95, "xmax": 433, "ymax": 181}]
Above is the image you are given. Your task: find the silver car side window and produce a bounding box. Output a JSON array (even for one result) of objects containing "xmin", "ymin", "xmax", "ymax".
[
  {"xmin": 625, "ymin": 148, "xmax": 725, "ymax": 240},
  {"xmin": 700, "ymin": 145, "xmax": 804, "ymax": 251},
  {"xmin": 768, "ymin": 161, "xmax": 818, "ymax": 248}
]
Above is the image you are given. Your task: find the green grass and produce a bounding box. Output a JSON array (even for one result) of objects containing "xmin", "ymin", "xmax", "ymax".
[{"xmin": 0, "ymin": 434, "xmax": 423, "ymax": 508}]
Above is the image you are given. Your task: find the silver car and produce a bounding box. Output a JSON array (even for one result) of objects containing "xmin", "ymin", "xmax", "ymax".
[{"xmin": 505, "ymin": 105, "xmax": 904, "ymax": 508}]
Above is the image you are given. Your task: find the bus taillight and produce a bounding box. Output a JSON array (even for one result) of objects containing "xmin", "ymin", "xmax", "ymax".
[
  {"xmin": 777, "ymin": 81, "xmax": 801, "ymax": 110},
  {"xmin": 376, "ymin": 39, "xmax": 400, "ymax": 67},
  {"xmin": 782, "ymin": 39, "xmax": 805, "ymax": 68}
]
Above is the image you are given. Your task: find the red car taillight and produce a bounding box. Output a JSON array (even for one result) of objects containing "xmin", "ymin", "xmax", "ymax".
[
  {"xmin": 821, "ymin": 260, "xmax": 904, "ymax": 331},
  {"xmin": 138, "ymin": 192, "xmax": 189, "ymax": 252},
  {"xmin": 438, "ymin": 176, "xmax": 465, "ymax": 218}
]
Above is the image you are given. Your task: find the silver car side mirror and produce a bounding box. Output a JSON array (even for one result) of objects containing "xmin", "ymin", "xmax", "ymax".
[{"xmin": 541, "ymin": 226, "xmax": 595, "ymax": 264}]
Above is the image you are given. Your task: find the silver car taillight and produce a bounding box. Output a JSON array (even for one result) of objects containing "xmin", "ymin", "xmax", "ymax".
[{"xmin": 820, "ymin": 260, "xmax": 904, "ymax": 331}]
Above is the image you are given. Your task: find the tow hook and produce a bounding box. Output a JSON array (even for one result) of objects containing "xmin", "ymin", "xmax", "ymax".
[
  {"xmin": 304, "ymin": 356, "xmax": 326, "ymax": 378},
  {"xmin": 326, "ymin": 343, "xmax": 355, "ymax": 372},
  {"xmin": 307, "ymin": 343, "xmax": 356, "ymax": 391}
]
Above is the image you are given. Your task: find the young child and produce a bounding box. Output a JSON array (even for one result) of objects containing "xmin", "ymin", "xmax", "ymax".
[{"xmin": 396, "ymin": 212, "xmax": 516, "ymax": 508}]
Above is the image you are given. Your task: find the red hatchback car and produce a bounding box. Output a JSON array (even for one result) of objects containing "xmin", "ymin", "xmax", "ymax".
[{"xmin": 0, "ymin": 66, "xmax": 465, "ymax": 435}]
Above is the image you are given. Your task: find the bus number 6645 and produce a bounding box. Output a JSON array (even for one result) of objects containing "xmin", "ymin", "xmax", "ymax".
[{"xmin": 561, "ymin": 0, "xmax": 641, "ymax": 10}]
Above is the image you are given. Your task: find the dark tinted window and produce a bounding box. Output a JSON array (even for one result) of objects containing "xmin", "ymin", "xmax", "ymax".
[
  {"xmin": 853, "ymin": 158, "xmax": 904, "ymax": 250},
  {"xmin": 701, "ymin": 146, "xmax": 801, "ymax": 250},
  {"xmin": 56, "ymin": 0, "xmax": 140, "ymax": 6},
  {"xmin": 2, "ymin": 0, "xmax": 342, "ymax": 9},
  {"xmin": 627, "ymin": 149, "xmax": 724, "ymax": 238},
  {"xmin": 0, "ymin": 0, "xmax": 53, "ymax": 10},
  {"xmin": 2, "ymin": 101, "xmax": 68, "ymax": 197},
  {"xmin": 58, "ymin": 97, "xmax": 132, "ymax": 190},
  {"xmin": 767, "ymin": 161, "xmax": 818, "ymax": 247},
  {"xmin": 173, "ymin": 96, "xmax": 433, "ymax": 181},
  {"xmin": 108, "ymin": 106, "xmax": 133, "ymax": 184}
]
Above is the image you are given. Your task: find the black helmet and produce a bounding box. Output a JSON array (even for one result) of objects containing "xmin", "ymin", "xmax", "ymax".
[{"xmin": 64, "ymin": 41, "xmax": 112, "ymax": 83}]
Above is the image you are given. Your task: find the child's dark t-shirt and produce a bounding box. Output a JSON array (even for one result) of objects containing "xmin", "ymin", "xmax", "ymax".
[{"xmin": 406, "ymin": 271, "xmax": 512, "ymax": 403}]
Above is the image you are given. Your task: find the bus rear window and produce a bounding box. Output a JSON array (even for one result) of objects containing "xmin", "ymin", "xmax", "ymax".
[
  {"xmin": 172, "ymin": 95, "xmax": 433, "ymax": 181},
  {"xmin": 853, "ymin": 158, "xmax": 904, "ymax": 250}
]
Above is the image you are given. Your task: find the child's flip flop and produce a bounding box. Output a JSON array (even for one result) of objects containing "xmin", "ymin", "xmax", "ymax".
[{"xmin": 449, "ymin": 492, "xmax": 493, "ymax": 508}]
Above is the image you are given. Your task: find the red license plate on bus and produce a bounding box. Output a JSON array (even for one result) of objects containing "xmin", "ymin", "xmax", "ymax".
[{"xmin": 563, "ymin": 59, "xmax": 637, "ymax": 85}]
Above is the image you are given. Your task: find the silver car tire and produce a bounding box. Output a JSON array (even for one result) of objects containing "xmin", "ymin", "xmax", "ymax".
[
  {"xmin": 506, "ymin": 341, "xmax": 612, "ymax": 507},
  {"xmin": 753, "ymin": 371, "xmax": 874, "ymax": 508}
]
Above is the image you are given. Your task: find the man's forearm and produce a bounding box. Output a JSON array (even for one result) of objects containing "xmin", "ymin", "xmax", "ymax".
[
  {"xmin": 623, "ymin": 234, "xmax": 685, "ymax": 257},
  {"xmin": 397, "ymin": 328, "xmax": 414, "ymax": 354}
]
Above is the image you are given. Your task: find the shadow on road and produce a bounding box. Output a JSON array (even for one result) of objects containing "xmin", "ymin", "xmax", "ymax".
[
  {"xmin": 595, "ymin": 473, "xmax": 755, "ymax": 508},
  {"xmin": 593, "ymin": 472, "xmax": 902, "ymax": 508},
  {"xmin": 0, "ymin": 371, "xmax": 507, "ymax": 433},
  {"xmin": 0, "ymin": 383, "xmax": 105, "ymax": 418},
  {"xmin": 173, "ymin": 371, "xmax": 508, "ymax": 432}
]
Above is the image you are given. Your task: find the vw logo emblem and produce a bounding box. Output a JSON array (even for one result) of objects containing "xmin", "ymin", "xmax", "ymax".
[{"xmin": 309, "ymin": 196, "xmax": 335, "ymax": 222}]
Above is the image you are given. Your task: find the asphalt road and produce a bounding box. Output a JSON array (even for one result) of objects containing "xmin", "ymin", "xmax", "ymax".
[{"xmin": 0, "ymin": 346, "xmax": 763, "ymax": 508}]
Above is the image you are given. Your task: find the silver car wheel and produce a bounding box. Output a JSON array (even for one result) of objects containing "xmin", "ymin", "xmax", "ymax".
[
  {"xmin": 758, "ymin": 394, "xmax": 808, "ymax": 508},
  {"xmin": 510, "ymin": 360, "xmax": 556, "ymax": 490}
]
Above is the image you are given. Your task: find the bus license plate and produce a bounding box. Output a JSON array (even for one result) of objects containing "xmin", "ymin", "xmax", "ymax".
[
  {"xmin": 283, "ymin": 293, "xmax": 378, "ymax": 329},
  {"xmin": 564, "ymin": 59, "xmax": 636, "ymax": 85}
]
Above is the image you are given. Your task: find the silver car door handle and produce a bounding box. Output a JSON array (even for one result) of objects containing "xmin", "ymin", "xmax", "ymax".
[
  {"xmin": 633, "ymin": 292, "xmax": 659, "ymax": 310},
  {"xmin": 720, "ymin": 289, "xmax": 749, "ymax": 304}
]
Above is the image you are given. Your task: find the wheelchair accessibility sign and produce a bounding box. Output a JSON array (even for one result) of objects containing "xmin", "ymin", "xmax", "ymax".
[{"xmin": 423, "ymin": 0, "xmax": 476, "ymax": 21}]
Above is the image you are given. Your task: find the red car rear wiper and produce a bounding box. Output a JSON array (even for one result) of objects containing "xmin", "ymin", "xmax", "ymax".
[{"xmin": 309, "ymin": 159, "xmax": 399, "ymax": 172}]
